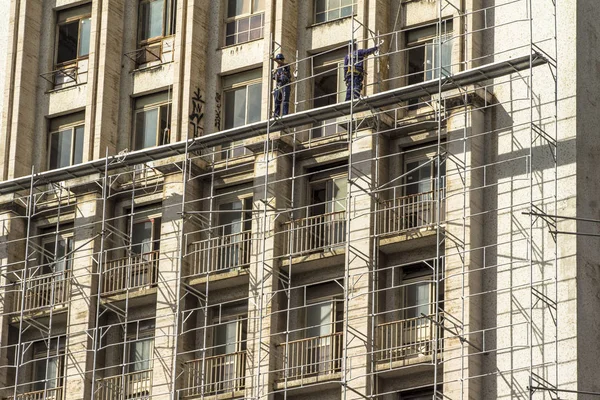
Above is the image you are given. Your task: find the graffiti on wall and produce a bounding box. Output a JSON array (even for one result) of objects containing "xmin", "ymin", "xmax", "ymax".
[{"xmin": 189, "ymin": 87, "xmax": 205, "ymax": 138}]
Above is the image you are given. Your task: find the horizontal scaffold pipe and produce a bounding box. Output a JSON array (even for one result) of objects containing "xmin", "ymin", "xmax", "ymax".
[{"xmin": 0, "ymin": 52, "xmax": 547, "ymax": 196}]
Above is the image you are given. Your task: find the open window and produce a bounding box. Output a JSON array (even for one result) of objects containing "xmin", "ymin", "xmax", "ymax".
[
  {"xmin": 133, "ymin": 92, "xmax": 172, "ymax": 150},
  {"xmin": 48, "ymin": 113, "xmax": 85, "ymax": 170},
  {"xmin": 301, "ymin": 282, "xmax": 344, "ymax": 377},
  {"xmin": 311, "ymin": 49, "xmax": 346, "ymax": 138},
  {"xmin": 135, "ymin": 0, "xmax": 177, "ymax": 65},
  {"xmin": 225, "ymin": 0, "xmax": 264, "ymax": 46},
  {"xmin": 210, "ymin": 316, "xmax": 248, "ymax": 393},
  {"xmin": 406, "ymin": 20, "xmax": 454, "ymax": 109},
  {"xmin": 308, "ymin": 171, "xmax": 347, "ymax": 248},
  {"xmin": 30, "ymin": 337, "xmax": 65, "ymax": 399},
  {"xmin": 45, "ymin": 5, "xmax": 91, "ymax": 87},
  {"xmin": 129, "ymin": 205, "xmax": 161, "ymax": 287},
  {"xmin": 222, "ymin": 70, "xmax": 262, "ymax": 158},
  {"xmin": 314, "ymin": 0, "xmax": 356, "ymax": 24},
  {"xmin": 217, "ymin": 196, "xmax": 253, "ymax": 269}
]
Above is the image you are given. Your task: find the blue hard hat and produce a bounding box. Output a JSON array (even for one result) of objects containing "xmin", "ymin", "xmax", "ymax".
[{"xmin": 275, "ymin": 53, "xmax": 285, "ymax": 60}]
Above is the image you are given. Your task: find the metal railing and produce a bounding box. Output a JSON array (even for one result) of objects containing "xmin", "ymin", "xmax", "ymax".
[
  {"xmin": 102, "ymin": 251, "xmax": 159, "ymax": 295},
  {"xmin": 283, "ymin": 211, "xmax": 346, "ymax": 255},
  {"xmin": 376, "ymin": 314, "xmax": 442, "ymax": 362},
  {"xmin": 184, "ymin": 352, "xmax": 246, "ymax": 397},
  {"xmin": 280, "ymin": 332, "xmax": 342, "ymax": 381},
  {"xmin": 188, "ymin": 230, "xmax": 251, "ymax": 276},
  {"xmin": 13, "ymin": 272, "xmax": 70, "ymax": 313},
  {"xmin": 378, "ymin": 191, "xmax": 439, "ymax": 236},
  {"xmin": 95, "ymin": 370, "xmax": 152, "ymax": 400},
  {"xmin": 17, "ymin": 387, "xmax": 63, "ymax": 400}
]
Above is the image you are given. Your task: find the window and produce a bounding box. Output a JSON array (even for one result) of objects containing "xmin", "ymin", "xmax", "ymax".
[
  {"xmin": 128, "ymin": 205, "xmax": 161, "ymax": 288},
  {"xmin": 134, "ymin": 92, "xmax": 172, "ymax": 150},
  {"xmin": 307, "ymin": 170, "xmax": 347, "ymax": 249},
  {"xmin": 138, "ymin": 0, "xmax": 176, "ymax": 45},
  {"xmin": 404, "ymin": 147, "xmax": 445, "ymax": 196},
  {"xmin": 301, "ymin": 282, "xmax": 344, "ymax": 376},
  {"xmin": 217, "ymin": 197, "xmax": 252, "ymax": 269},
  {"xmin": 407, "ymin": 20, "xmax": 454, "ymax": 84},
  {"xmin": 225, "ymin": 0, "xmax": 264, "ymax": 46},
  {"xmin": 40, "ymin": 232, "xmax": 74, "ymax": 276},
  {"xmin": 312, "ymin": 50, "xmax": 345, "ymax": 138},
  {"xmin": 127, "ymin": 320, "xmax": 154, "ymax": 372},
  {"xmin": 55, "ymin": 5, "xmax": 91, "ymax": 66},
  {"xmin": 48, "ymin": 113, "xmax": 85, "ymax": 170},
  {"xmin": 223, "ymin": 70, "xmax": 262, "ymax": 129},
  {"xmin": 314, "ymin": 0, "xmax": 356, "ymax": 24},
  {"xmin": 32, "ymin": 337, "xmax": 65, "ymax": 393}
]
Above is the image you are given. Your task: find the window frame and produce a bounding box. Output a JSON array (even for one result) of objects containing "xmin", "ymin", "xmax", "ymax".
[
  {"xmin": 304, "ymin": 297, "xmax": 343, "ymax": 339},
  {"xmin": 54, "ymin": 8, "xmax": 92, "ymax": 68},
  {"xmin": 132, "ymin": 95, "xmax": 172, "ymax": 150},
  {"xmin": 47, "ymin": 120, "xmax": 85, "ymax": 171},
  {"xmin": 224, "ymin": 0, "xmax": 265, "ymax": 46},
  {"xmin": 313, "ymin": 0, "xmax": 357, "ymax": 25},
  {"xmin": 401, "ymin": 145, "xmax": 445, "ymax": 197},
  {"xmin": 137, "ymin": 0, "xmax": 177, "ymax": 47},
  {"xmin": 128, "ymin": 205, "xmax": 162, "ymax": 256},
  {"xmin": 212, "ymin": 314, "xmax": 248, "ymax": 355}
]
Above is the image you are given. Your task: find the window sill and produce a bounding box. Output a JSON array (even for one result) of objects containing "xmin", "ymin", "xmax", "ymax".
[
  {"xmin": 131, "ymin": 60, "xmax": 173, "ymax": 74},
  {"xmin": 45, "ymin": 82, "xmax": 87, "ymax": 94},
  {"xmin": 306, "ymin": 15, "xmax": 355, "ymax": 30},
  {"xmin": 219, "ymin": 37, "xmax": 265, "ymax": 51}
]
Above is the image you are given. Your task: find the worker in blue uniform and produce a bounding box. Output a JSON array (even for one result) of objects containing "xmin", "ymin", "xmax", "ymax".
[
  {"xmin": 344, "ymin": 41, "xmax": 382, "ymax": 101},
  {"xmin": 273, "ymin": 53, "xmax": 291, "ymax": 117}
]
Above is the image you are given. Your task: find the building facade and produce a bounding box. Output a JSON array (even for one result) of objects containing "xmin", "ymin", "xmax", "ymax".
[{"xmin": 0, "ymin": 0, "xmax": 597, "ymax": 399}]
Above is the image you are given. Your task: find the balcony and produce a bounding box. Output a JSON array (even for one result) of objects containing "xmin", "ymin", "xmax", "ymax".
[
  {"xmin": 101, "ymin": 251, "xmax": 159, "ymax": 296},
  {"xmin": 96, "ymin": 370, "xmax": 152, "ymax": 400},
  {"xmin": 279, "ymin": 332, "xmax": 342, "ymax": 382},
  {"xmin": 283, "ymin": 212, "xmax": 346, "ymax": 256},
  {"xmin": 13, "ymin": 272, "xmax": 70, "ymax": 314},
  {"xmin": 17, "ymin": 387, "xmax": 63, "ymax": 400},
  {"xmin": 188, "ymin": 231, "xmax": 251, "ymax": 276},
  {"xmin": 378, "ymin": 191, "xmax": 440, "ymax": 236},
  {"xmin": 184, "ymin": 352, "xmax": 246, "ymax": 397},
  {"xmin": 376, "ymin": 314, "xmax": 442, "ymax": 366}
]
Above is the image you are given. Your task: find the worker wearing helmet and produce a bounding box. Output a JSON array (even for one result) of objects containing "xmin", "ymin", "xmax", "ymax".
[
  {"xmin": 273, "ymin": 53, "xmax": 292, "ymax": 117},
  {"xmin": 344, "ymin": 41, "xmax": 381, "ymax": 101}
]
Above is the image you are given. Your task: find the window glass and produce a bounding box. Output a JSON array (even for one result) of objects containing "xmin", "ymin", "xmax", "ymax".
[
  {"xmin": 247, "ymin": 83, "xmax": 262, "ymax": 124},
  {"xmin": 129, "ymin": 339, "xmax": 153, "ymax": 372},
  {"xmin": 57, "ymin": 21, "xmax": 79, "ymax": 64},
  {"xmin": 405, "ymin": 281, "xmax": 430, "ymax": 319},
  {"xmin": 51, "ymin": 129, "xmax": 73, "ymax": 169},
  {"xmin": 132, "ymin": 221, "xmax": 154, "ymax": 255},
  {"xmin": 135, "ymin": 108, "xmax": 158, "ymax": 150},
  {"xmin": 228, "ymin": 0, "xmax": 250, "ymax": 18},
  {"xmin": 73, "ymin": 125, "xmax": 84, "ymax": 165},
  {"xmin": 307, "ymin": 302, "xmax": 332, "ymax": 338},
  {"xmin": 79, "ymin": 18, "xmax": 91, "ymax": 57},
  {"xmin": 226, "ymin": 0, "xmax": 263, "ymax": 45},
  {"xmin": 140, "ymin": 0, "xmax": 165, "ymax": 41},
  {"xmin": 315, "ymin": 0, "xmax": 355, "ymax": 24},
  {"xmin": 215, "ymin": 321, "xmax": 238, "ymax": 355}
]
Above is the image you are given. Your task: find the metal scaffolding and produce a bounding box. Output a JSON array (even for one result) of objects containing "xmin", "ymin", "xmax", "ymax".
[{"xmin": 0, "ymin": 0, "xmax": 564, "ymax": 399}]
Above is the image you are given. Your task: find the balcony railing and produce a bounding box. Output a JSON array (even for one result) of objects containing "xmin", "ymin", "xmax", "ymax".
[
  {"xmin": 283, "ymin": 211, "xmax": 346, "ymax": 255},
  {"xmin": 280, "ymin": 332, "xmax": 342, "ymax": 381},
  {"xmin": 96, "ymin": 370, "xmax": 152, "ymax": 400},
  {"xmin": 102, "ymin": 251, "xmax": 159, "ymax": 295},
  {"xmin": 188, "ymin": 230, "xmax": 251, "ymax": 276},
  {"xmin": 376, "ymin": 314, "xmax": 442, "ymax": 363},
  {"xmin": 378, "ymin": 191, "xmax": 439, "ymax": 236},
  {"xmin": 184, "ymin": 352, "xmax": 246, "ymax": 397},
  {"xmin": 13, "ymin": 273, "xmax": 69, "ymax": 313},
  {"xmin": 17, "ymin": 387, "xmax": 62, "ymax": 400}
]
